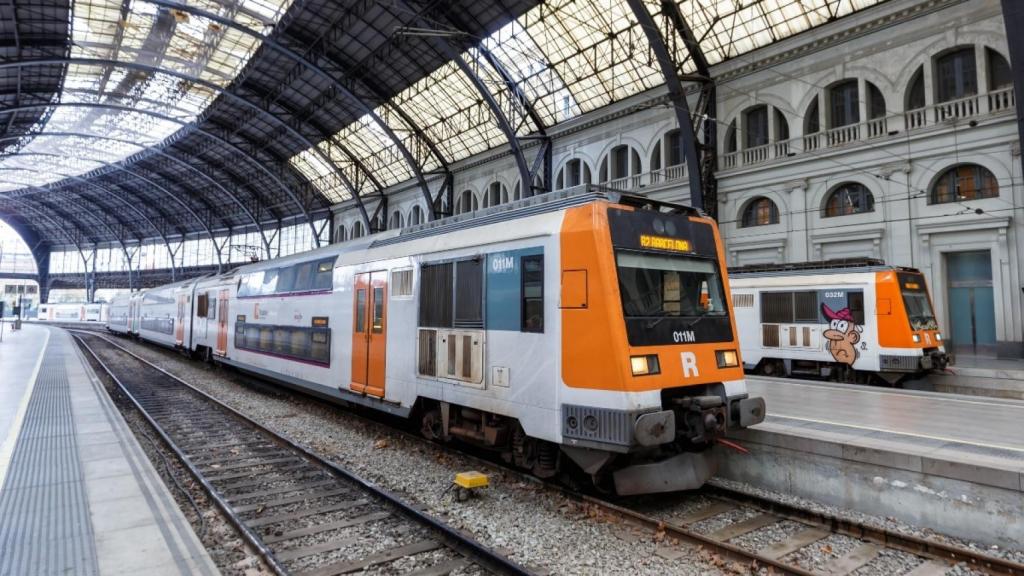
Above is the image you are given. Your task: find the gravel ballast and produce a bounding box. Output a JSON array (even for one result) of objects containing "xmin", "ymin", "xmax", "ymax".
[{"xmin": 104, "ymin": 334, "xmax": 1024, "ymax": 575}]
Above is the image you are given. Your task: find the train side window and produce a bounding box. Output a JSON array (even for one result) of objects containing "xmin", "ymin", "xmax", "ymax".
[
  {"xmin": 355, "ymin": 289, "xmax": 367, "ymax": 333},
  {"xmin": 848, "ymin": 292, "xmax": 865, "ymax": 324},
  {"xmin": 293, "ymin": 262, "xmax": 314, "ymax": 292},
  {"xmin": 794, "ymin": 291, "xmax": 818, "ymax": 322},
  {"xmin": 419, "ymin": 263, "xmax": 454, "ymax": 328},
  {"xmin": 454, "ymin": 259, "xmax": 483, "ymax": 328},
  {"xmin": 392, "ymin": 269, "xmax": 413, "ymax": 298},
  {"xmin": 277, "ymin": 265, "xmax": 297, "ymax": 293},
  {"xmin": 761, "ymin": 292, "xmax": 793, "ymax": 323},
  {"xmin": 207, "ymin": 293, "xmax": 216, "ymax": 319},
  {"xmin": 521, "ymin": 255, "xmax": 544, "ymax": 332},
  {"xmin": 196, "ymin": 293, "xmax": 208, "ymax": 318},
  {"xmin": 372, "ymin": 287, "xmax": 385, "ymax": 333},
  {"xmin": 260, "ymin": 269, "xmax": 279, "ymax": 295},
  {"xmin": 314, "ymin": 259, "xmax": 335, "ymax": 290}
]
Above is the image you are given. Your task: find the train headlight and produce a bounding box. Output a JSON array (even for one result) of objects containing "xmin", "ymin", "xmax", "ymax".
[
  {"xmin": 936, "ymin": 333, "xmax": 943, "ymax": 342},
  {"xmin": 716, "ymin": 349, "xmax": 739, "ymax": 368},
  {"xmin": 630, "ymin": 354, "xmax": 661, "ymax": 376},
  {"xmin": 912, "ymin": 334, "xmax": 921, "ymax": 343}
]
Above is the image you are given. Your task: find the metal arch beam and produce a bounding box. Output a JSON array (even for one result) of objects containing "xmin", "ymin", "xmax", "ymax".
[
  {"xmin": 0, "ymin": 58, "xmax": 333, "ymax": 240},
  {"xmin": 0, "ymin": 99, "xmax": 315, "ymax": 237},
  {"xmin": 0, "ymin": 144, "xmax": 225, "ymax": 257},
  {"xmin": 0, "ymin": 132, "xmax": 183, "ymax": 238},
  {"xmin": 625, "ymin": 0, "xmax": 704, "ymax": 211},
  {"xmin": 0, "ymin": 101, "xmax": 266, "ymax": 232},
  {"xmin": 2, "ymin": 148, "xmax": 228, "ymax": 232},
  {"xmin": 660, "ymin": 1, "xmax": 711, "ymax": 76},
  {"xmin": 142, "ymin": 0, "xmax": 437, "ymax": 221},
  {"xmin": 444, "ymin": 49, "xmax": 533, "ymax": 198},
  {"xmin": 2, "ymin": 160, "xmax": 196, "ymax": 272},
  {"xmin": 1, "ymin": 197, "xmax": 89, "ymax": 272},
  {"xmin": 389, "ymin": 1, "xmax": 535, "ymax": 197},
  {"xmin": 14, "ymin": 187, "xmax": 141, "ymax": 288}
]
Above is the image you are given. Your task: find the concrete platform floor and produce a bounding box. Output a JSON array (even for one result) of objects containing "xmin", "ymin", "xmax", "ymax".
[{"xmin": 0, "ymin": 325, "xmax": 219, "ymax": 576}]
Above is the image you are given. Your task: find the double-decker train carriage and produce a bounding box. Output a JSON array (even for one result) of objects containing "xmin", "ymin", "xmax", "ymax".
[
  {"xmin": 110, "ymin": 188, "xmax": 766, "ymax": 495},
  {"xmin": 729, "ymin": 259, "xmax": 949, "ymax": 384},
  {"xmin": 107, "ymin": 293, "xmax": 132, "ymax": 335}
]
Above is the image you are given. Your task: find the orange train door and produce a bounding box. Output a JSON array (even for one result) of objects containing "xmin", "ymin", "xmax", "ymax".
[
  {"xmin": 351, "ymin": 272, "xmax": 387, "ymax": 397},
  {"xmin": 175, "ymin": 294, "xmax": 186, "ymax": 346},
  {"xmin": 215, "ymin": 289, "xmax": 229, "ymax": 356}
]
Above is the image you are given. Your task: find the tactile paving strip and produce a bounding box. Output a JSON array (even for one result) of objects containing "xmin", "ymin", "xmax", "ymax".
[{"xmin": 0, "ymin": 344, "xmax": 99, "ymax": 576}]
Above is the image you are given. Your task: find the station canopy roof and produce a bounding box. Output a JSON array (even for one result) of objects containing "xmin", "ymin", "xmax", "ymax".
[{"xmin": 0, "ymin": 0, "xmax": 884, "ymax": 253}]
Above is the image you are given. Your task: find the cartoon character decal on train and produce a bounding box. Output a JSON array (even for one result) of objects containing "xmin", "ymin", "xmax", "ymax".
[{"xmin": 821, "ymin": 302, "xmax": 864, "ymax": 366}]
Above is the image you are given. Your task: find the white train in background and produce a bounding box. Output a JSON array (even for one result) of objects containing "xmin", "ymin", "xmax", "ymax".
[
  {"xmin": 729, "ymin": 259, "xmax": 949, "ymax": 384},
  {"xmin": 107, "ymin": 189, "xmax": 766, "ymax": 496},
  {"xmin": 36, "ymin": 302, "xmax": 109, "ymax": 322}
]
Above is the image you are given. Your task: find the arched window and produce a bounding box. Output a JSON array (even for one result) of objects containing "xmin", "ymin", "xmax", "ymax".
[
  {"xmin": 352, "ymin": 220, "xmax": 365, "ymax": 239},
  {"xmin": 931, "ymin": 164, "xmax": 998, "ymax": 204},
  {"xmin": 455, "ymin": 190, "xmax": 478, "ymax": 214},
  {"xmin": 741, "ymin": 197, "xmax": 779, "ymax": 228},
  {"xmin": 745, "ymin": 105, "xmax": 768, "ymax": 148},
  {"xmin": 370, "ymin": 214, "xmax": 384, "ymax": 233},
  {"xmin": 484, "ymin": 182, "xmax": 508, "ymax": 207},
  {"xmin": 907, "ymin": 67, "xmax": 925, "ymax": 110},
  {"xmin": 388, "ymin": 210, "xmax": 404, "ymax": 229},
  {"xmin": 823, "ymin": 183, "xmax": 875, "ymax": 217},
  {"xmin": 936, "ymin": 48, "xmax": 977, "ymax": 103},
  {"xmin": 724, "ymin": 120, "xmax": 738, "ymax": 153},
  {"xmin": 599, "ymin": 145, "xmax": 640, "ymax": 181},
  {"xmin": 829, "ymin": 80, "xmax": 859, "ymax": 127},
  {"xmin": 987, "ymin": 48, "xmax": 1012, "ymax": 90},
  {"xmin": 555, "ymin": 159, "xmax": 591, "ymax": 190},
  {"xmin": 514, "ymin": 176, "xmax": 542, "ymax": 200},
  {"xmin": 335, "ymin": 224, "xmax": 346, "ymax": 243},
  {"xmin": 409, "ymin": 205, "xmax": 424, "ymax": 226},
  {"xmin": 867, "ymin": 82, "xmax": 885, "ymax": 119},
  {"xmin": 774, "ymin": 109, "xmax": 790, "ymax": 141},
  {"xmin": 805, "ymin": 96, "xmax": 820, "ymax": 134}
]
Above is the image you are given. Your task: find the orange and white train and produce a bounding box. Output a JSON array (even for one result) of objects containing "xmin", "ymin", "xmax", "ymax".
[
  {"xmin": 108, "ymin": 188, "xmax": 765, "ymax": 495},
  {"xmin": 729, "ymin": 260, "xmax": 949, "ymax": 384}
]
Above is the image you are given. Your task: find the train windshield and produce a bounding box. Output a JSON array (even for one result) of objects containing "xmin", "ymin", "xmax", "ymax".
[
  {"xmin": 616, "ymin": 252, "xmax": 727, "ymax": 319},
  {"xmin": 899, "ymin": 274, "xmax": 938, "ymax": 331}
]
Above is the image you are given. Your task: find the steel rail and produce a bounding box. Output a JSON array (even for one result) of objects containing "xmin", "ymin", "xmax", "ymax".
[
  {"xmin": 86, "ymin": 329, "xmax": 1024, "ymax": 576},
  {"xmin": 73, "ymin": 332, "xmax": 290, "ymax": 575},
  {"xmin": 71, "ymin": 330, "xmax": 535, "ymax": 576}
]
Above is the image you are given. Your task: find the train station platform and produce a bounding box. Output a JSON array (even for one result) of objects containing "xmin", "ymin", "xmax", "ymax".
[
  {"xmin": 722, "ymin": 376, "xmax": 1024, "ymax": 549},
  {"xmin": 0, "ymin": 325, "xmax": 218, "ymax": 576},
  {"xmin": 907, "ymin": 355, "xmax": 1024, "ymax": 400}
]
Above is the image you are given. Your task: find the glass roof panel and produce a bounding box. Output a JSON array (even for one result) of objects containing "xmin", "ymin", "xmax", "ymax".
[{"xmin": 0, "ymin": 0, "xmax": 294, "ymax": 193}]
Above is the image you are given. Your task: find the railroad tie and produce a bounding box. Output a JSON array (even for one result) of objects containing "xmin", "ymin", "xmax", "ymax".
[
  {"xmin": 757, "ymin": 527, "xmax": 829, "ymax": 560},
  {"xmin": 672, "ymin": 501, "xmax": 735, "ymax": 525},
  {"xmin": 706, "ymin": 513, "xmax": 780, "ymax": 541},
  {"xmin": 820, "ymin": 542, "xmax": 882, "ymax": 576},
  {"xmin": 903, "ymin": 560, "xmax": 953, "ymax": 576}
]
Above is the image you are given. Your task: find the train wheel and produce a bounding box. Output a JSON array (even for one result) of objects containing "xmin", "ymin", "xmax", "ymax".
[{"xmin": 421, "ymin": 409, "xmax": 444, "ymax": 441}]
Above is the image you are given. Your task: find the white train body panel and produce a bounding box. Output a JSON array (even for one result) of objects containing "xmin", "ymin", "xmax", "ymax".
[
  {"xmin": 138, "ymin": 278, "xmax": 199, "ymax": 348},
  {"xmin": 108, "ymin": 294, "xmax": 131, "ymax": 334}
]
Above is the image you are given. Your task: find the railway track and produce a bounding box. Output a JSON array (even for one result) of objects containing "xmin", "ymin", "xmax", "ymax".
[
  {"xmin": 72, "ymin": 331, "xmax": 532, "ymax": 576},
  {"xmin": 78, "ymin": 330, "xmax": 1024, "ymax": 576}
]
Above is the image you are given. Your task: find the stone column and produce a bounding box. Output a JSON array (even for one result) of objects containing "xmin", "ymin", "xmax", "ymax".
[{"xmin": 785, "ymin": 179, "xmax": 810, "ymax": 262}]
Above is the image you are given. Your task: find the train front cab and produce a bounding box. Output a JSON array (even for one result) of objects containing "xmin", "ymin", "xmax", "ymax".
[
  {"xmin": 559, "ymin": 200, "xmax": 765, "ymax": 495},
  {"xmin": 875, "ymin": 269, "xmax": 948, "ymax": 380}
]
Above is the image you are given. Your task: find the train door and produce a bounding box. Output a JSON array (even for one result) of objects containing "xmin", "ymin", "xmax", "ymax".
[
  {"xmin": 175, "ymin": 293, "xmax": 186, "ymax": 346},
  {"xmin": 351, "ymin": 272, "xmax": 388, "ymax": 397},
  {"xmin": 215, "ymin": 289, "xmax": 229, "ymax": 356}
]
